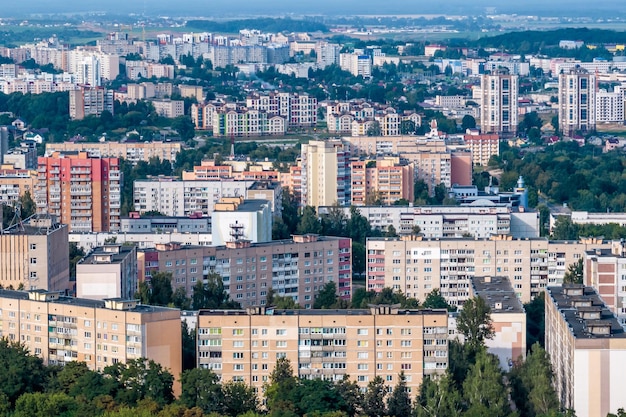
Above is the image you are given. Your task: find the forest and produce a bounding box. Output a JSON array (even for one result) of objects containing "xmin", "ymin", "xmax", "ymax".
[{"xmin": 185, "ymin": 19, "xmax": 328, "ymax": 34}]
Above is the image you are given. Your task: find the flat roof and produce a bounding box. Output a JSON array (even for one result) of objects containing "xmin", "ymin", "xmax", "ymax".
[
  {"xmin": 471, "ymin": 276, "xmax": 524, "ymax": 314},
  {"xmin": 198, "ymin": 307, "xmax": 448, "ymax": 317},
  {"xmin": 0, "ymin": 289, "xmax": 177, "ymax": 313},
  {"xmin": 80, "ymin": 245, "xmax": 135, "ymax": 265},
  {"xmin": 547, "ymin": 286, "xmax": 626, "ymax": 339}
]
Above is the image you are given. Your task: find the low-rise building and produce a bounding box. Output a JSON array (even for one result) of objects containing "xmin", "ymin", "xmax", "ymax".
[
  {"xmin": 470, "ymin": 276, "xmax": 526, "ymax": 368},
  {"xmin": 197, "ymin": 306, "xmax": 448, "ymax": 393},
  {"xmin": 46, "ymin": 141, "xmax": 182, "ymax": 164},
  {"xmin": 76, "ymin": 245, "xmax": 138, "ymax": 300},
  {"xmin": 546, "ymin": 285, "xmax": 626, "ymax": 417},
  {"xmin": 150, "ymin": 99, "xmax": 185, "ymax": 118}
]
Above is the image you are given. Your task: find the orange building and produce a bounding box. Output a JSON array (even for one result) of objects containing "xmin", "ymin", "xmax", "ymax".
[
  {"xmin": 350, "ymin": 157, "xmax": 414, "ymax": 206},
  {"xmin": 36, "ymin": 152, "xmax": 121, "ymax": 232}
]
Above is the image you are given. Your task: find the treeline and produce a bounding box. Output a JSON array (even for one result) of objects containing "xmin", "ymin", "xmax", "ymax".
[
  {"xmin": 493, "ymin": 141, "xmax": 626, "ymax": 212},
  {"xmin": 186, "ymin": 18, "xmax": 328, "ymax": 34},
  {"xmin": 474, "ymin": 28, "xmax": 626, "ymax": 55},
  {"xmin": 0, "ymin": 28, "xmax": 100, "ymax": 47}
]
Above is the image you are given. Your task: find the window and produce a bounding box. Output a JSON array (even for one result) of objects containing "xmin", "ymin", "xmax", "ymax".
[
  {"xmin": 276, "ymin": 341, "xmax": 287, "ymax": 348},
  {"xmin": 233, "ymin": 352, "xmax": 244, "ymax": 359},
  {"xmin": 233, "ymin": 341, "xmax": 244, "ymax": 348},
  {"xmin": 276, "ymin": 329, "xmax": 286, "ymax": 336},
  {"xmin": 357, "ymin": 329, "xmax": 368, "ymax": 335},
  {"xmin": 357, "ymin": 340, "xmax": 368, "ymax": 347},
  {"xmin": 29, "ymin": 257, "xmax": 37, "ymax": 265}
]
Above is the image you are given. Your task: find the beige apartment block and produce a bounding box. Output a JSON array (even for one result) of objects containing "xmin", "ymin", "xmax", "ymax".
[
  {"xmin": 366, "ymin": 236, "xmax": 611, "ymax": 305},
  {"xmin": 546, "ymin": 285, "xmax": 626, "ymax": 417},
  {"xmin": 301, "ymin": 140, "xmax": 351, "ymax": 208},
  {"xmin": 0, "ymin": 290, "xmax": 182, "ymax": 394},
  {"xmin": 480, "ymin": 70, "xmax": 518, "ymax": 135},
  {"xmin": 0, "ymin": 218, "xmax": 70, "ymax": 292},
  {"xmin": 197, "ymin": 306, "xmax": 448, "ymax": 394},
  {"xmin": 46, "ymin": 141, "xmax": 182, "ymax": 164}
]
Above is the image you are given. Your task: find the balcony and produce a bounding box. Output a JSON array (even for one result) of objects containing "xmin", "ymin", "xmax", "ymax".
[{"xmin": 70, "ymin": 188, "xmax": 92, "ymax": 195}]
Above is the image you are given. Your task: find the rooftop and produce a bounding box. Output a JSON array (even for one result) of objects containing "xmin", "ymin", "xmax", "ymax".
[
  {"xmin": 471, "ymin": 276, "xmax": 524, "ymax": 314},
  {"xmin": 0, "ymin": 289, "xmax": 177, "ymax": 314},
  {"xmin": 79, "ymin": 244, "xmax": 135, "ymax": 265},
  {"xmin": 547, "ymin": 285, "xmax": 626, "ymax": 339},
  {"xmin": 199, "ymin": 306, "xmax": 448, "ymax": 317}
]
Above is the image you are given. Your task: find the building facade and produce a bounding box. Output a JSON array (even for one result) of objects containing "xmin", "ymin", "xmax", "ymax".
[
  {"xmin": 138, "ymin": 234, "xmax": 352, "ymax": 306},
  {"xmin": 300, "ymin": 140, "xmax": 351, "ymax": 208},
  {"xmin": 0, "ymin": 218, "xmax": 70, "ymax": 292},
  {"xmin": 545, "ymin": 285, "xmax": 626, "ymax": 417},
  {"xmin": 46, "ymin": 141, "xmax": 183, "ymax": 164},
  {"xmin": 480, "ymin": 70, "xmax": 518, "ymax": 135},
  {"xmin": 196, "ymin": 306, "xmax": 448, "ymax": 393},
  {"xmin": 365, "ymin": 236, "xmax": 611, "ymax": 305},
  {"xmin": 558, "ymin": 67, "xmax": 597, "ymax": 136},
  {"xmin": 76, "ymin": 245, "xmax": 138, "ymax": 300},
  {"xmin": 36, "ymin": 152, "xmax": 122, "ymax": 232},
  {"xmin": 69, "ymin": 85, "xmax": 114, "ymax": 120},
  {"xmin": 0, "ymin": 290, "xmax": 182, "ymax": 393}
]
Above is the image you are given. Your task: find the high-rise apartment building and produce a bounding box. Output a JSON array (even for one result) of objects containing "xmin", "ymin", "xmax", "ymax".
[
  {"xmin": 36, "ymin": 152, "xmax": 122, "ymax": 232},
  {"xmin": 558, "ymin": 66, "xmax": 596, "ymax": 136},
  {"xmin": 480, "ymin": 70, "xmax": 518, "ymax": 135},
  {"xmin": 366, "ymin": 236, "xmax": 611, "ymax": 304},
  {"xmin": 350, "ymin": 157, "xmax": 414, "ymax": 206},
  {"xmin": 546, "ymin": 285, "xmax": 626, "ymax": 417},
  {"xmin": 69, "ymin": 85, "xmax": 114, "ymax": 120},
  {"xmin": 463, "ymin": 132, "xmax": 500, "ymax": 166},
  {"xmin": 0, "ymin": 290, "xmax": 182, "ymax": 393},
  {"xmin": 300, "ymin": 140, "xmax": 351, "ymax": 208},
  {"xmin": 0, "ymin": 217, "xmax": 70, "ymax": 292},
  {"xmin": 196, "ymin": 306, "xmax": 448, "ymax": 393},
  {"xmin": 246, "ymin": 92, "xmax": 318, "ymax": 128}
]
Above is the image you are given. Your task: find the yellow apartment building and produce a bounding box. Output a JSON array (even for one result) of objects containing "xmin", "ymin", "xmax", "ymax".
[{"xmin": 197, "ymin": 306, "xmax": 448, "ymax": 394}]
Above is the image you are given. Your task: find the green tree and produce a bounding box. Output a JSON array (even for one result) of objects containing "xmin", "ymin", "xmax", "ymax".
[
  {"xmin": 19, "ymin": 191, "xmax": 36, "ymax": 219},
  {"xmin": 172, "ymin": 116, "xmax": 195, "ymax": 141},
  {"xmin": 363, "ymin": 376, "xmax": 386, "ymax": 417},
  {"xmin": 181, "ymin": 321, "xmax": 196, "ymax": 371},
  {"xmin": 335, "ymin": 375, "xmax": 363, "ymax": 417},
  {"xmin": 400, "ymin": 120, "xmax": 416, "ymax": 135},
  {"xmin": 386, "ymin": 372, "xmax": 411, "ymax": 417},
  {"xmin": 314, "ymin": 281, "xmax": 338, "ymax": 309},
  {"xmin": 191, "ymin": 272, "xmax": 239, "ymax": 309},
  {"xmin": 422, "ymin": 289, "xmax": 456, "ymax": 311},
  {"xmin": 172, "ymin": 286, "xmax": 191, "ymax": 310},
  {"xmin": 69, "ymin": 243, "xmax": 86, "ymax": 281},
  {"xmin": 297, "ymin": 206, "xmax": 322, "ymax": 235},
  {"xmin": 509, "ymin": 343, "xmax": 560, "ymax": 417},
  {"xmin": 265, "ymin": 358, "xmax": 297, "ymax": 414},
  {"xmin": 221, "ymin": 380, "xmax": 258, "ymax": 416},
  {"xmin": 415, "ymin": 373, "xmax": 463, "ymax": 417},
  {"xmin": 551, "ymin": 216, "xmax": 579, "ymax": 240},
  {"xmin": 563, "ymin": 258, "xmax": 584, "ymax": 284},
  {"xmin": 179, "ymin": 368, "xmax": 223, "ymax": 413},
  {"xmin": 462, "ymin": 349, "xmax": 509, "ymax": 417},
  {"xmin": 103, "ymin": 358, "xmax": 174, "ymax": 407},
  {"xmin": 0, "ymin": 338, "xmax": 47, "ymax": 406},
  {"xmin": 461, "ymin": 115, "xmax": 477, "ymax": 131},
  {"xmin": 13, "ymin": 392, "xmax": 78, "ymax": 417},
  {"xmin": 135, "ymin": 273, "xmax": 175, "ymax": 306},
  {"xmin": 321, "ymin": 204, "xmax": 348, "ymax": 237},
  {"xmin": 525, "ymin": 293, "xmax": 546, "ymax": 348},
  {"xmin": 456, "ymin": 296, "xmax": 494, "ymax": 352}
]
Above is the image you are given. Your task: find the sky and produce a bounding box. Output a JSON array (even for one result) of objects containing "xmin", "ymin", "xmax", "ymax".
[{"xmin": 2, "ymin": 0, "xmax": 625, "ymax": 17}]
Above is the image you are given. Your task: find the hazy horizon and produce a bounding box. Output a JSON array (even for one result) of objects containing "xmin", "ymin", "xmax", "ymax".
[{"xmin": 3, "ymin": 0, "xmax": 626, "ymax": 18}]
